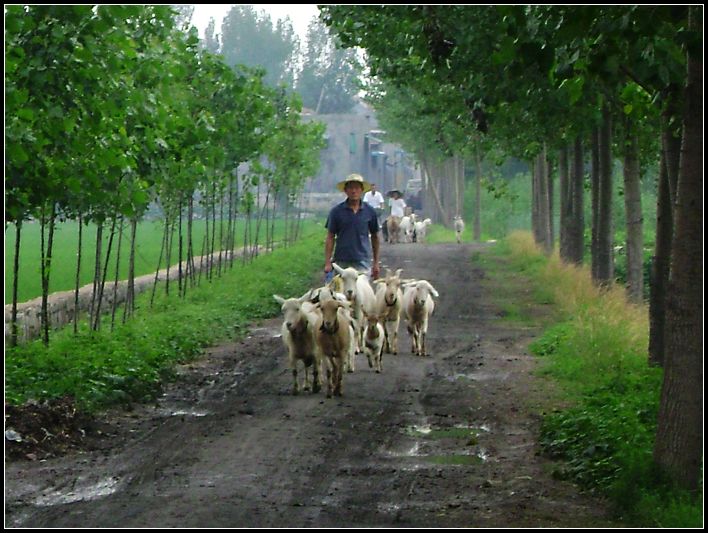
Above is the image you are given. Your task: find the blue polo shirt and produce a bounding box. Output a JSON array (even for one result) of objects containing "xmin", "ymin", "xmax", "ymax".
[{"xmin": 326, "ymin": 200, "xmax": 380, "ymax": 263}]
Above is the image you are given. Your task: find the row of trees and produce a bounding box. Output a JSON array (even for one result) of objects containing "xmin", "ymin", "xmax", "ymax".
[
  {"xmin": 200, "ymin": 5, "xmax": 363, "ymax": 114},
  {"xmin": 6, "ymin": 5, "xmax": 325, "ymax": 346},
  {"xmin": 320, "ymin": 6, "xmax": 702, "ymax": 492}
]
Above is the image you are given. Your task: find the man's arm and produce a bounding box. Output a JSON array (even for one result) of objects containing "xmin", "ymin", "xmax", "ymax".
[
  {"xmin": 371, "ymin": 231, "xmax": 380, "ymax": 280},
  {"xmin": 324, "ymin": 231, "xmax": 335, "ymax": 274}
]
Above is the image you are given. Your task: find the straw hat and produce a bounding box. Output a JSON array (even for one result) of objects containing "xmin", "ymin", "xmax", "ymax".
[{"xmin": 336, "ymin": 173, "xmax": 372, "ymax": 192}]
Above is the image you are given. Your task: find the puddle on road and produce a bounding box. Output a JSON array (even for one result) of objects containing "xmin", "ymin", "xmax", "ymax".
[
  {"xmin": 34, "ymin": 476, "xmax": 120, "ymax": 507},
  {"xmin": 155, "ymin": 407, "xmax": 211, "ymax": 418},
  {"xmin": 384, "ymin": 422, "xmax": 493, "ymax": 465},
  {"xmin": 445, "ymin": 371, "xmax": 510, "ymax": 382}
]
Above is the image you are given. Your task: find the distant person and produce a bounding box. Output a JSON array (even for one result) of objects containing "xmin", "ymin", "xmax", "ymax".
[
  {"xmin": 324, "ymin": 174, "xmax": 381, "ymax": 281},
  {"xmin": 388, "ymin": 190, "xmax": 407, "ymax": 218},
  {"xmin": 363, "ymin": 183, "xmax": 386, "ymax": 225}
]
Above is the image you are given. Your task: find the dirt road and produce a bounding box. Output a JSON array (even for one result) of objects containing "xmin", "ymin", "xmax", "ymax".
[{"xmin": 5, "ymin": 242, "xmax": 617, "ymax": 527}]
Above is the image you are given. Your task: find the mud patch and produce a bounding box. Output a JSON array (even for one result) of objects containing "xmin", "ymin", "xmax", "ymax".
[{"xmin": 5, "ymin": 396, "xmax": 101, "ymax": 461}]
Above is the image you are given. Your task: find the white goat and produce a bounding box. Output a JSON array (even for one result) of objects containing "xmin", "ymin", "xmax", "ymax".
[
  {"xmin": 315, "ymin": 298, "xmax": 353, "ymax": 398},
  {"xmin": 362, "ymin": 314, "xmax": 385, "ymax": 373},
  {"xmin": 399, "ymin": 216, "xmax": 414, "ymax": 243},
  {"xmin": 332, "ymin": 263, "xmax": 377, "ymax": 370},
  {"xmin": 401, "ymin": 280, "xmax": 439, "ymax": 357},
  {"xmin": 414, "ymin": 218, "xmax": 432, "ymax": 243},
  {"xmin": 453, "ymin": 216, "xmax": 465, "ymax": 243},
  {"xmin": 374, "ymin": 268, "xmax": 403, "ymax": 355},
  {"xmin": 273, "ymin": 294, "xmax": 323, "ymax": 395}
]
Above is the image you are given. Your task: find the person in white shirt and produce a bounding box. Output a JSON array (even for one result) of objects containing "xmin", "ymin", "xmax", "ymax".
[
  {"xmin": 363, "ymin": 183, "xmax": 386, "ymax": 224},
  {"xmin": 389, "ymin": 190, "xmax": 407, "ymax": 218}
]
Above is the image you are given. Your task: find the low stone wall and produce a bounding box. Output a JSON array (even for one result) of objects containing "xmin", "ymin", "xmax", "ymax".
[{"xmin": 5, "ymin": 247, "xmax": 260, "ymax": 345}]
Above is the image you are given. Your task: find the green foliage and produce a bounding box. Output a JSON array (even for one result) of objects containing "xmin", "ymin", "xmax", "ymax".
[
  {"xmin": 506, "ymin": 247, "xmax": 702, "ymax": 526},
  {"xmin": 5, "ymin": 233, "xmax": 324, "ymax": 411}
]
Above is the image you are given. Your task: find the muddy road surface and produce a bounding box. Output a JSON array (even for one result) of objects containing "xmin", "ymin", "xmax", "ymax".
[{"xmin": 5, "ymin": 242, "xmax": 617, "ymax": 527}]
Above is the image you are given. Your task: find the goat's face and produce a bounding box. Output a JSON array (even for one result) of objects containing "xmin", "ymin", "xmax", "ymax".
[
  {"xmin": 383, "ymin": 270, "xmax": 402, "ymax": 306},
  {"xmin": 319, "ymin": 299, "xmax": 342, "ymax": 334},
  {"xmin": 280, "ymin": 299, "xmax": 306, "ymax": 333},
  {"xmin": 332, "ymin": 264, "xmax": 359, "ymax": 302}
]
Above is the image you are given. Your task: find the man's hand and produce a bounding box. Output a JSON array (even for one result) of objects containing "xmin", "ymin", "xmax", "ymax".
[{"xmin": 371, "ymin": 262, "xmax": 381, "ymax": 280}]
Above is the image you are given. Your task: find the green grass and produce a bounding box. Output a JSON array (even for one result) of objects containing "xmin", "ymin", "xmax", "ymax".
[
  {"xmin": 5, "ymin": 232, "xmax": 325, "ymax": 412},
  {"xmin": 488, "ymin": 232, "xmax": 702, "ymax": 528},
  {"xmin": 5, "ymin": 217, "xmax": 323, "ymax": 304}
]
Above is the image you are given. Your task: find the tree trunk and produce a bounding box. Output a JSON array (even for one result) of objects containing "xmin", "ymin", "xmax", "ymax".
[
  {"xmin": 569, "ymin": 136, "xmax": 585, "ymax": 265},
  {"xmin": 89, "ymin": 223, "xmax": 103, "ymax": 328},
  {"xmin": 93, "ymin": 215, "xmax": 118, "ymax": 331},
  {"xmin": 559, "ymin": 143, "xmax": 571, "ymax": 262},
  {"xmin": 110, "ymin": 217, "xmax": 124, "ymax": 331},
  {"xmin": 590, "ymin": 126, "xmax": 601, "ymax": 280},
  {"xmin": 151, "ymin": 217, "xmax": 168, "ymax": 306},
  {"xmin": 11, "ymin": 221, "xmax": 22, "ymax": 347},
  {"xmin": 595, "ymin": 105, "xmax": 614, "ymax": 285},
  {"xmin": 40, "ymin": 204, "xmax": 57, "ymax": 346},
  {"xmin": 648, "ymin": 146, "xmax": 672, "ymax": 366},
  {"xmin": 123, "ymin": 218, "xmax": 137, "ymax": 324},
  {"xmin": 473, "ymin": 143, "xmax": 482, "ymax": 241},
  {"xmin": 622, "ymin": 120, "xmax": 644, "ymax": 303},
  {"xmin": 653, "ymin": 9, "xmax": 703, "ymax": 492}
]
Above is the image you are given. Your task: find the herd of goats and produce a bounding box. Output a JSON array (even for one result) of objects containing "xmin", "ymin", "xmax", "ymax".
[
  {"xmin": 273, "ymin": 263, "xmax": 440, "ymax": 399},
  {"xmin": 272, "ymin": 216, "xmax": 465, "ymax": 398}
]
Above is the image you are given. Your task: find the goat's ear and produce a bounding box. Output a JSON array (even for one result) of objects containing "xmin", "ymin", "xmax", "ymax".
[
  {"xmin": 273, "ymin": 294, "xmax": 285, "ymax": 304},
  {"xmin": 332, "ymin": 263, "xmax": 344, "ymax": 275},
  {"xmin": 299, "ymin": 291, "xmax": 313, "ymax": 303},
  {"xmin": 423, "ymin": 281, "xmax": 439, "ymax": 298},
  {"xmin": 395, "ymin": 268, "xmax": 403, "ymax": 278}
]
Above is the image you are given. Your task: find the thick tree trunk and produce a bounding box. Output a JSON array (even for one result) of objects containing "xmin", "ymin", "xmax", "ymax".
[
  {"xmin": 569, "ymin": 136, "xmax": 585, "ymax": 265},
  {"xmin": 473, "ymin": 143, "xmax": 482, "ymax": 241},
  {"xmin": 595, "ymin": 105, "xmax": 614, "ymax": 285},
  {"xmin": 622, "ymin": 121, "xmax": 643, "ymax": 303},
  {"xmin": 559, "ymin": 143, "xmax": 571, "ymax": 261},
  {"xmin": 590, "ymin": 126, "xmax": 601, "ymax": 280},
  {"xmin": 653, "ymin": 11, "xmax": 703, "ymax": 492},
  {"xmin": 648, "ymin": 147, "xmax": 672, "ymax": 367}
]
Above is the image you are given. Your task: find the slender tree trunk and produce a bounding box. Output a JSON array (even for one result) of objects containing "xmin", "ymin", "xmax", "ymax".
[
  {"xmin": 73, "ymin": 216, "xmax": 83, "ymax": 335},
  {"xmin": 596, "ymin": 105, "xmax": 614, "ymax": 285},
  {"xmin": 622, "ymin": 119, "xmax": 644, "ymax": 303},
  {"xmin": 151, "ymin": 217, "xmax": 168, "ymax": 306},
  {"xmin": 40, "ymin": 204, "xmax": 57, "ymax": 346},
  {"xmin": 218, "ymin": 188, "xmax": 225, "ymax": 276},
  {"xmin": 90, "ymin": 223, "xmax": 103, "ymax": 328},
  {"xmin": 110, "ymin": 217, "xmax": 124, "ymax": 331},
  {"xmin": 187, "ymin": 195, "xmax": 196, "ymax": 287},
  {"xmin": 653, "ymin": 10, "xmax": 703, "ymax": 491},
  {"xmin": 165, "ymin": 214, "xmax": 174, "ymax": 297},
  {"xmin": 178, "ymin": 198, "xmax": 184, "ymax": 297},
  {"xmin": 210, "ymin": 182, "xmax": 217, "ymax": 278},
  {"xmin": 11, "ymin": 220, "xmax": 22, "ymax": 346},
  {"xmin": 123, "ymin": 218, "xmax": 137, "ymax": 324},
  {"xmin": 93, "ymin": 215, "xmax": 118, "ymax": 331}
]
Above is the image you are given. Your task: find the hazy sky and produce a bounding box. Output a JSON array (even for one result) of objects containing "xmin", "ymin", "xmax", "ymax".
[{"xmin": 190, "ymin": 4, "xmax": 320, "ymax": 40}]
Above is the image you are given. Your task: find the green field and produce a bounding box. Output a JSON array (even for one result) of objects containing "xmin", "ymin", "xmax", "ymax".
[{"xmin": 5, "ymin": 217, "xmax": 324, "ymax": 305}]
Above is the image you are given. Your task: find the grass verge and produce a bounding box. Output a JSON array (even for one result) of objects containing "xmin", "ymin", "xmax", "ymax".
[
  {"xmin": 5, "ymin": 233, "xmax": 324, "ymax": 412},
  {"xmin": 489, "ymin": 231, "xmax": 702, "ymax": 528}
]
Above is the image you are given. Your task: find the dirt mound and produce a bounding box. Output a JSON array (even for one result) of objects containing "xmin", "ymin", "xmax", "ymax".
[{"xmin": 5, "ymin": 396, "xmax": 99, "ymax": 461}]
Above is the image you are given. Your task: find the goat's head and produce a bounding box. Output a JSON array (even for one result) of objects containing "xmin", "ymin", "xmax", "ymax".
[
  {"xmin": 332, "ymin": 263, "xmax": 359, "ymax": 301},
  {"xmin": 274, "ymin": 294, "xmax": 309, "ymax": 333},
  {"xmin": 318, "ymin": 298, "xmax": 346, "ymax": 334}
]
